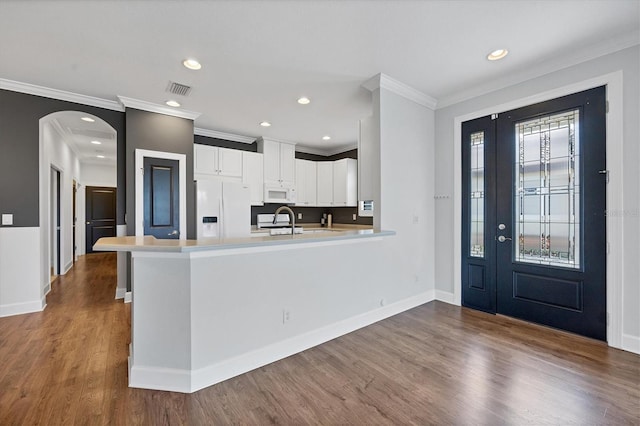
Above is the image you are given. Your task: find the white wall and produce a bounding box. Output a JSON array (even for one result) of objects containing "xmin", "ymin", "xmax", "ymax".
[
  {"xmin": 376, "ymin": 87, "xmax": 436, "ymax": 294},
  {"xmin": 433, "ymin": 46, "xmax": 640, "ymax": 352}
]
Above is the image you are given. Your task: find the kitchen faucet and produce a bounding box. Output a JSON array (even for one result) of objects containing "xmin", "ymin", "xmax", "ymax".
[{"xmin": 273, "ymin": 205, "xmax": 296, "ymax": 235}]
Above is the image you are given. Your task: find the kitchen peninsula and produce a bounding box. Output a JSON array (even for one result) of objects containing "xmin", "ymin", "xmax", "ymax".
[{"xmin": 95, "ymin": 227, "xmax": 402, "ymax": 393}]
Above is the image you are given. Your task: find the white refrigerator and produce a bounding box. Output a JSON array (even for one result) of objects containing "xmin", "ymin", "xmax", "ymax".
[{"xmin": 196, "ymin": 180, "xmax": 251, "ymax": 239}]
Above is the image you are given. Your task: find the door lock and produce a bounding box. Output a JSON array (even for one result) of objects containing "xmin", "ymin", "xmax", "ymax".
[
  {"xmin": 498, "ymin": 223, "xmax": 506, "ymax": 230},
  {"xmin": 497, "ymin": 235, "xmax": 512, "ymax": 243}
]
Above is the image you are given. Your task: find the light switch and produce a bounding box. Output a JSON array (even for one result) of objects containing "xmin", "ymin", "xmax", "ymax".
[{"xmin": 2, "ymin": 214, "xmax": 13, "ymax": 225}]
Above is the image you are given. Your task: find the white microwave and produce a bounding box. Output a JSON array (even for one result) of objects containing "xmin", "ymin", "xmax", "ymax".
[{"xmin": 264, "ymin": 184, "xmax": 296, "ymax": 204}]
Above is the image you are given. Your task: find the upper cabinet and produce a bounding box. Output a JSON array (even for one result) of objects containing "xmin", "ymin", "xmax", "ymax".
[
  {"xmin": 295, "ymin": 159, "xmax": 317, "ymax": 206},
  {"xmin": 333, "ymin": 158, "xmax": 357, "ymax": 207},
  {"xmin": 316, "ymin": 161, "xmax": 334, "ymax": 206},
  {"xmin": 257, "ymin": 137, "xmax": 295, "ymax": 187},
  {"xmin": 242, "ymin": 151, "xmax": 264, "ymax": 206},
  {"xmin": 194, "ymin": 144, "xmax": 243, "ymax": 179}
]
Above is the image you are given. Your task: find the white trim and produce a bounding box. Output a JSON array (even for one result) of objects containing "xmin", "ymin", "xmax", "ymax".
[
  {"xmin": 435, "ymin": 290, "xmax": 455, "ymax": 305},
  {"xmin": 43, "ymin": 283, "xmax": 51, "ymax": 296},
  {"xmin": 363, "ymin": 73, "xmax": 437, "ymax": 110},
  {"xmin": 452, "ymin": 71, "xmax": 624, "ymax": 349},
  {"xmin": 194, "ymin": 127, "xmax": 255, "ymax": 144},
  {"xmin": 129, "ymin": 291, "xmax": 434, "ymax": 393},
  {"xmin": 256, "ymin": 136, "xmax": 297, "ymax": 147},
  {"xmin": 118, "ymin": 96, "xmax": 201, "ymax": 121},
  {"xmin": 134, "ymin": 149, "xmax": 187, "ymax": 240},
  {"xmin": 124, "ymin": 291, "xmax": 132, "ymax": 303},
  {"xmin": 622, "ymin": 334, "xmax": 640, "ymax": 355},
  {"xmin": 0, "ymin": 78, "xmax": 123, "ymax": 111},
  {"xmin": 62, "ymin": 260, "xmax": 73, "ymax": 275},
  {"xmin": 295, "ymin": 143, "xmax": 358, "ymax": 157},
  {"xmin": 115, "ymin": 287, "xmax": 126, "ymax": 300},
  {"xmin": 0, "ymin": 297, "xmax": 46, "ymax": 318}
]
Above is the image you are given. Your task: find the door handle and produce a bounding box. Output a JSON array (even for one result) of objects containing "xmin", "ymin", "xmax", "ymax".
[
  {"xmin": 168, "ymin": 230, "xmax": 179, "ymax": 236},
  {"xmin": 496, "ymin": 235, "xmax": 512, "ymax": 242}
]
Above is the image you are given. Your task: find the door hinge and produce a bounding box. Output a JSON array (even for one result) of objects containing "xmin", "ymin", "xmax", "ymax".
[
  {"xmin": 599, "ymin": 170, "xmax": 609, "ymax": 183},
  {"xmin": 491, "ymin": 113, "xmax": 498, "ymax": 120},
  {"xmin": 606, "ymin": 100, "xmax": 609, "ymax": 113}
]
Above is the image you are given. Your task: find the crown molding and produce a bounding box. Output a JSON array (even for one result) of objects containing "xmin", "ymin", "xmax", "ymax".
[
  {"xmin": 436, "ymin": 29, "xmax": 640, "ymax": 110},
  {"xmin": 0, "ymin": 78, "xmax": 124, "ymax": 111},
  {"xmin": 117, "ymin": 96, "xmax": 201, "ymax": 121},
  {"xmin": 194, "ymin": 127, "xmax": 256, "ymax": 144},
  {"xmin": 256, "ymin": 136, "xmax": 297, "ymax": 146},
  {"xmin": 362, "ymin": 73, "xmax": 437, "ymax": 110},
  {"xmin": 295, "ymin": 142, "xmax": 358, "ymax": 157}
]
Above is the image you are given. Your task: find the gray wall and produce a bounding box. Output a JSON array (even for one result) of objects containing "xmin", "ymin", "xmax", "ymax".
[
  {"xmin": 125, "ymin": 108, "xmax": 196, "ymax": 238},
  {"xmin": 434, "ymin": 46, "xmax": 640, "ymax": 339},
  {"xmin": 0, "ymin": 89, "xmax": 125, "ymax": 227}
]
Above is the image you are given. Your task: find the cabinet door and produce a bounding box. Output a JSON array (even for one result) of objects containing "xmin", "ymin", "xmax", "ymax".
[
  {"xmin": 305, "ymin": 160, "xmax": 317, "ymax": 206},
  {"xmin": 194, "ymin": 144, "xmax": 218, "ymax": 175},
  {"xmin": 218, "ymin": 148, "xmax": 243, "ymax": 178},
  {"xmin": 242, "ymin": 152, "xmax": 264, "ymax": 205},
  {"xmin": 279, "ymin": 143, "xmax": 296, "ymax": 186},
  {"xmin": 262, "ymin": 140, "xmax": 281, "ymax": 184},
  {"xmin": 295, "ymin": 159, "xmax": 307, "ymax": 205},
  {"xmin": 333, "ymin": 159, "xmax": 357, "ymax": 206},
  {"xmin": 316, "ymin": 162, "xmax": 333, "ymax": 206}
]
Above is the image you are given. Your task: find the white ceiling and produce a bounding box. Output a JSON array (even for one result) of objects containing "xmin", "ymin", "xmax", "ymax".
[
  {"xmin": 0, "ymin": 1, "xmax": 638, "ymax": 153},
  {"xmin": 51, "ymin": 111, "xmax": 117, "ymax": 167}
]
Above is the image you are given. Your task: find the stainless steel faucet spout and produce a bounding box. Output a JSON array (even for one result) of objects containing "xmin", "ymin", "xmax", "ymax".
[{"xmin": 273, "ymin": 205, "xmax": 296, "ymax": 235}]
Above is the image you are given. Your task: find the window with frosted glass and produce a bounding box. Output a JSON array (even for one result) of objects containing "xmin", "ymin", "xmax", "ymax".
[
  {"xmin": 470, "ymin": 131, "xmax": 484, "ymax": 257},
  {"xmin": 515, "ymin": 110, "xmax": 580, "ymax": 268}
]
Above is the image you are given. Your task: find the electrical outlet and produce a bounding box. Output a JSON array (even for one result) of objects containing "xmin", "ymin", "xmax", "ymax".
[
  {"xmin": 352, "ymin": 213, "xmax": 357, "ymax": 221},
  {"xmin": 297, "ymin": 213, "xmax": 302, "ymax": 220},
  {"xmin": 282, "ymin": 309, "xmax": 291, "ymax": 324}
]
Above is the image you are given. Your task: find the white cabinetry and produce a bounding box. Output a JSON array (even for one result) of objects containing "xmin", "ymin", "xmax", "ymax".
[
  {"xmin": 194, "ymin": 144, "xmax": 243, "ymax": 179},
  {"xmin": 257, "ymin": 138, "xmax": 295, "ymax": 187},
  {"xmin": 242, "ymin": 151, "xmax": 264, "ymax": 206},
  {"xmin": 316, "ymin": 162, "xmax": 334, "ymax": 206},
  {"xmin": 332, "ymin": 158, "xmax": 357, "ymax": 207},
  {"xmin": 315, "ymin": 159, "xmax": 357, "ymax": 207},
  {"xmin": 295, "ymin": 159, "xmax": 317, "ymax": 206}
]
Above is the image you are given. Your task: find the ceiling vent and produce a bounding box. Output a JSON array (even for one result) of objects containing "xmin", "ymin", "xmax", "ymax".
[{"xmin": 166, "ymin": 81, "xmax": 192, "ymax": 97}]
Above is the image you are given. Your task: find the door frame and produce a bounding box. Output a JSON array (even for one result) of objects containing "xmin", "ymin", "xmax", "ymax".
[
  {"xmin": 453, "ymin": 71, "xmax": 624, "ymax": 349},
  {"xmin": 135, "ymin": 149, "xmax": 186, "ymax": 239}
]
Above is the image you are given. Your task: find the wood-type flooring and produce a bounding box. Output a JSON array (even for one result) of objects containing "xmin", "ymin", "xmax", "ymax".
[{"xmin": 1, "ymin": 253, "xmax": 638, "ymax": 425}]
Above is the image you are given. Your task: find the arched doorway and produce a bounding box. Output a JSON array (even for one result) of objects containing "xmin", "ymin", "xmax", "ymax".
[{"xmin": 39, "ymin": 111, "xmax": 117, "ymax": 293}]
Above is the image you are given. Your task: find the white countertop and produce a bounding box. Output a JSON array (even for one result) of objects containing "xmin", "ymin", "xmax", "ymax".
[{"xmin": 94, "ymin": 226, "xmax": 393, "ymax": 253}]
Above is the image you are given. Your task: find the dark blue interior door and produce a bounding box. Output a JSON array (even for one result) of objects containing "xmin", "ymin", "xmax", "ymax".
[
  {"xmin": 463, "ymin": 86, "xmax": 607, "ymax": 341},
  {"xmin": 143, "ymin": 157, "xmax": 180, "ymax": 239}
]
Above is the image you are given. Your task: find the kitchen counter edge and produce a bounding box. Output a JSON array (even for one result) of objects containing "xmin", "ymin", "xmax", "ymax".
[{"xmin": 93, "ymin": 229, "xmax": 395, "ymax": 253}]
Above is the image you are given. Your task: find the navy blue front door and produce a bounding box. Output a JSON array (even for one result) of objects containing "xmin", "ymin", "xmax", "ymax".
[{"xmin": 462, "ymin": 86, "xmax": 607, "ymax": 341}]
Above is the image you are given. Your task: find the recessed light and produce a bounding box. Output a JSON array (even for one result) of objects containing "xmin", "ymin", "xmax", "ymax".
[
  {"xmin": 260, "ymin": 121, "xmax": 271, "ymax": 127},
  {"xmin": 322, "ymin": 135, "xmax": 331, "ymax": 141},
  {"xmin": 183, "ymin": 58, "xmax": 202, "ymax": 70},
  {"xmin": 91, "ymin": 140, "xmax": 102, "ymax": 145},
  {"xmin": 96, "ymin": 155, "xmax": 105, "ymax": 159},
  {"xmin": 81, "ymin": 117, "xmax": 95, "ymax": 122},
  {"xmin": 487, "ymin": 49, "xmax": 508, "ymax": 61},
  {"xmin": 297, "ymin": 97, "xmax": 310, "ymax": 105},
  {"xmin": 166, "ymin": 100, "xmax": 181, "ymax": 107}
]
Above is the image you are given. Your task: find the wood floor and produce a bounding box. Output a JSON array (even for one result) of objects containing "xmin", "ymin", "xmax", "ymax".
[{"xmin": 1, "ymin": 253, "xmax": 638, "ymax": 425}]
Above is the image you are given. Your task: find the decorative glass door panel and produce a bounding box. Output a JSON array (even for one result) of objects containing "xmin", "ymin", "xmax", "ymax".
[{"xmin": 514, "ymin": 109, "xmax": 580, "ymax": 268}]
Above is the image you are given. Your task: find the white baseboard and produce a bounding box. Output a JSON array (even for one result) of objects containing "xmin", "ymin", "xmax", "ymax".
[
  {"xmin": 129, "ymin": 291, "xmax": 434, "ymax": 393},
  {"xmin": 43, "ymin": 283, "xmax": 51, "ymax": 296},
  {"xmin": 435, "ymin": 290, "xmax": 455, "ymax": 304},
  {"xmin": 0, "ymin": 297, "xmax": 46, "ymax": 317},
  {"xmin": 115, "ymin": 287, "xmax": 126, "ymax": 300},
  {"xmin": 622, "ymin": 333, "xmax": 640, "ymax": 355},
  {"xmin": 124, "ymin": 291, "xmax": 132, "ymax": 303},
  {"xmin": 63, "ymin": 260, "xmax": 73, "ymax": 275}
]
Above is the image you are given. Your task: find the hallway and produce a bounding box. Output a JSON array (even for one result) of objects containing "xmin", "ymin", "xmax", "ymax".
[{"xmin": 0, "ymin": 253, "xmax": 638, "ymax": 425}]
